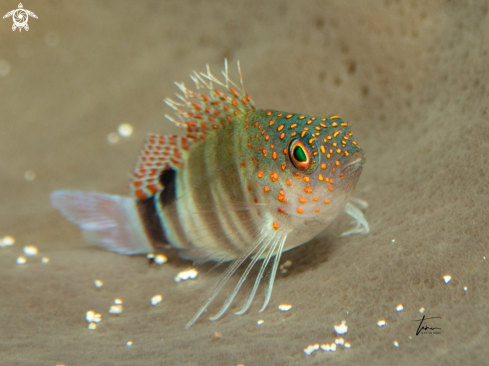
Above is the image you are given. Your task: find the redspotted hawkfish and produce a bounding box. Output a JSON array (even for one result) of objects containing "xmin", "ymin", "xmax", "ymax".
[{"xmin": 51, "ymin": 60, "xmax": 369, "ymax": 328}]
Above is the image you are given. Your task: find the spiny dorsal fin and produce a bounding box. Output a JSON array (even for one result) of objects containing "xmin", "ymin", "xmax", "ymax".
[
  {"xmin": 164, "ymin": 60, "xmax": 256, "ymax": 142},
  {"xmin": 130, "ymin": 134, "xmax": 189, "ymax": 199}
]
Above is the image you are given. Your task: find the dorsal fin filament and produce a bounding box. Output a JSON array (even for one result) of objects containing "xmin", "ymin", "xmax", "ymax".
[{"xmin": 164, "ymin": 60, "xmax": 256, "ymax": 142}]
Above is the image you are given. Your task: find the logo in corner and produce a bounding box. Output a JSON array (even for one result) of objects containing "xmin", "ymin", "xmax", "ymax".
[
  {"xmin": 3, "ymin": 3, "xmax": 37, "ymax": 32},
  {"xmin": 412, "ymin": 315, "xmax": 442, "ymax": 335}
]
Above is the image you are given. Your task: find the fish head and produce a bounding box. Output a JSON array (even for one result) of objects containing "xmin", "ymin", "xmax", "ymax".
[{"xmin": 253, "ymin": 111, "xmax": 365, "ymax": 226}]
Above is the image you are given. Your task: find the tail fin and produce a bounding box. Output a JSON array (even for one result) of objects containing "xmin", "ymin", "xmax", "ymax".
[{"xmin": 50, "ymin": 190, "xmax": 153, "ymax": 255}]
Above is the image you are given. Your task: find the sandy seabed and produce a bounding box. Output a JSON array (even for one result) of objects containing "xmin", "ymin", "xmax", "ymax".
[{"xmin": 1, "ymin": 1, "xmax": 488, "ymax": 365}]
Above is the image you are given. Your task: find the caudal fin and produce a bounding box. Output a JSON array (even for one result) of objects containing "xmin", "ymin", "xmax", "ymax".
[{"xmin": 50, "ymin": 190, "xmax": 153, "ymax": 255}]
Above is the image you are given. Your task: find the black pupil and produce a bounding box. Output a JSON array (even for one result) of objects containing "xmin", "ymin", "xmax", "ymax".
[{"xmin": 293, "ymin": 145, "xmax": 307, "ymax": 162}]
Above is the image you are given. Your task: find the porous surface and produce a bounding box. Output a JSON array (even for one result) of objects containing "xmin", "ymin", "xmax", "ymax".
[{"xmin": 1, "ymin": 1, "xmax": 488, "ymax": 365}]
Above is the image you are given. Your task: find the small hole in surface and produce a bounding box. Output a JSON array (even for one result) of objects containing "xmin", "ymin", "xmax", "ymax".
[
  {"xmin": 347, "ymin": 60, "xmax": 357, "ymax": 74},
  {"xmin": 315, "ymin": 17, "xmax": 324, "ymax": 29}
]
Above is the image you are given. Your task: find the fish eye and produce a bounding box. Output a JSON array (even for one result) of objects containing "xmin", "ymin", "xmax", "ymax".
[{"xmin": 289, "ymin": 139, "xmax": 311, "ymax": 170}]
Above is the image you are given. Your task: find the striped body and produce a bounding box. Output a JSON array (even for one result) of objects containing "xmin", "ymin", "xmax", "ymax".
[
  {"xmin": 140, "ymin": 110, "xmax": 363, "ymax": 264},
  {"xmin": 51, "ymin": 61, "xmax": 369, "ymax": 328}
]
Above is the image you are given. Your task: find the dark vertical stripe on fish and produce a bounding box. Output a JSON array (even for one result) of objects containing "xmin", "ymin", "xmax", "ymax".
[{"xmin": 136, "ymin": 196, "xmax": 169, "ymax": 248}]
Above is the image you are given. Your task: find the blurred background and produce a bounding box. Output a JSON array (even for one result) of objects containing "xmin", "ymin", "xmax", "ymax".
[{"xmin": 0, "ymin": 1, "xmax": 488, "ymax": 365}]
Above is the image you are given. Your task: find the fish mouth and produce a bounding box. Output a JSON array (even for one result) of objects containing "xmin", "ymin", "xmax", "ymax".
[{"xmin": 342, "ymin": 152, "xmax": 365, "ymax": 174}]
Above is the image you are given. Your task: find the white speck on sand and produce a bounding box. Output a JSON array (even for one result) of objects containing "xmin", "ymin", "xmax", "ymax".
[
  {"xmin": 151, "ymin": 294, "xmax": 163, "ymax": 306},
  {"xmin": 278, "ymin": 304, "xmax": 292, "ymax": 312},
  {"xmin": 118, "ymin": 123, "xmax": 133, "ymax": 137},
  {"xmin": 334, "ymin": 320, "xmax": 348, "ymax": 335},
  {"xmin": 23, "ymin": 245, "xmax": 38, "ymax": 255}
]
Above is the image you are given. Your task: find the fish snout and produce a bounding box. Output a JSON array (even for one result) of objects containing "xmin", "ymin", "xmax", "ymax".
[{"xmin": 342, "ymin": 152, "xmax": 365, "ymax": 175}]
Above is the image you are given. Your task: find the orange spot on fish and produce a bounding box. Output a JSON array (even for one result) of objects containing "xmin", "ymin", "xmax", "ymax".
[
  {"xmin": 324, "ymin": 199, "xmax": 330, "ymax": 204},
  {"xmin": 286, "ymin": 179, "xmax": 292, "ymax": 186},
  {"xmin": 270, "ymin": 172, "xmax": 278, "ymax": 182},
  {"xmin": 257, "ymin": 171, "xmax": 264, "ymax": 178},
  {"xmin": 272, "ymin": 221, "xmax": 280, "ymax": 230},
  {"xmin": 297, "ymin": 207, "xmax": 304, "ymax": 214},
  {"xmin": 298, "ymin": 197, "xmax": 307, "ymax": 203},
  {"xmin": 135, "ymin": 189, "xmax": 146, "ymax": 199},
  {"xmin": 304, "ymin": 185, "xmax": 313, "ymax": 194},
  {"xmin": 264, "ymin": 186, "xmax": 270, "ymax": 193}
]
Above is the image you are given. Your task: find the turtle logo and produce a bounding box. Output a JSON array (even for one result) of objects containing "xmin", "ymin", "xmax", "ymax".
[{"xmin": 3, "ymin": 3, "xmax": 38, "ymax": 32}]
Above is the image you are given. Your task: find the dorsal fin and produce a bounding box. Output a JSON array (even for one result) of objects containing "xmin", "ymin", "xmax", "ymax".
[
  {"xmin": 130, "ymin": 134, "xmax": 189, "ymax": 200},
  {"xmin": 164, "ymin": 60, "xmax": 256, "ymax": 142}
]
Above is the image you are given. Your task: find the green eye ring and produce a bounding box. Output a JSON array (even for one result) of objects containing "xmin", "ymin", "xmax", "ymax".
[{"xmin": 289, "ymin": 139, "xmax": 312, "ymax": 171}]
